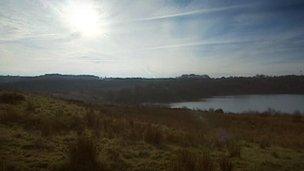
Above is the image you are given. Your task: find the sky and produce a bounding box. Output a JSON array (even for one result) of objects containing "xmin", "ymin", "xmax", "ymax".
[{"xmin": 0, "ymin": 0, "xmax": 304, "ymax": 78}]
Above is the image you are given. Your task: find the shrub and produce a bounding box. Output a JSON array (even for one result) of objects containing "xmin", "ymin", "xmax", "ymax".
[
  {"xmin": 69, "ymin": 115, "xmax": 85, "ymax": 134},
  {"xmin": 197, "ymin": 152, "xmax": 214, "ymax": 171},
  {"xmin": 208, "ymin": 108, "xmax": 215, "ymax": 113},
  {"xmin": 259, "ymin": 138, "xmax": 271, "ymax": 149},
  {"xmin": 0, "ymin": 160, "xmax": 19, "ymax": 171},
  {"xmin": 271, "ymin": 152, "xmax": 279, "ymax": 159},
  {"xmin": 37, "ymin": 116, "xmax": 69, "ymax": 137},
  {"xmin": 292, "ymin": 111, "xmax": 302, "ymax": 123},
  {"xmin": 169, "ymin": 149, "xmax": 197, "ymax": 171},
  {"xmin": 26, "ymin": 101, "xmax": 37, "ymax": 113},
  {"xmin": 143, "ymin": 124, "xmax": 163, "ymax": 146},
  {"xmin": 85, "ymin": 110, "xmax": 97, "ymax": 128},
  {"xmin": 0, "ymin": 107, "xmax": 22, "ymax": 124},
  {"xmin": 169, "ymin": 149, "xmax": 214, "ymax": 171},
  {"xmin": 217, "ymin": 129, "xmax": 231, "ymax": 147},
  {"xmin": 67, "ymin": 133, "xmax": 104, "ymax": 171},
  {"xmin": 39, "ymin": 118, "xmax": 53, "ymax": 137},
  {"xmin": 227, "ymin": 141, "xmax": 241, "ymax": 158},
  {"xmin": 0, "ymin": 92, "xmax": 25, "ymax": 104},
  {"xmin": 219, "ymin": 156, "xmax": 233, "ymax": 171},
  {"xmin": 215, "ymin": 109, "xmax": 224, "ymax": 114}
]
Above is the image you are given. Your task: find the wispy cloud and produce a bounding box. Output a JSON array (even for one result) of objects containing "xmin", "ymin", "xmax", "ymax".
[
  {"xmin": 141, "ymin": 39, "xmax": 259, "ymax": 50},
  {"xmin": 135, "ymin": 4, "xmax": 252, "ymax": 21}
]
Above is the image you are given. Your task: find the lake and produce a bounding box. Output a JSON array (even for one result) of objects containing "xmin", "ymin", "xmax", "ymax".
[{"xmin": 170, "ymin": 94, "xmax": 304, "ymax": 114}]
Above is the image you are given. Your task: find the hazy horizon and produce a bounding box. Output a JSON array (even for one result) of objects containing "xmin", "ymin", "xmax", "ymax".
[
  {"xmin": 1, "ymin": 0, "xmax": 304, "ymax": 77},
  {"xmin": 1, "ymin": 72, "xmax": 304, "ymax": 79}
]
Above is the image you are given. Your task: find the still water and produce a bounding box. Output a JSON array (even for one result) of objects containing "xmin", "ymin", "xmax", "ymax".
[{"xmin": 170, "ymin": 94, "xmax": 304, "ymax": 113}]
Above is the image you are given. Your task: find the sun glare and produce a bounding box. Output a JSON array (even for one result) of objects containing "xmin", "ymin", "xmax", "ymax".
[{"xmin": 62, "ymin": 0, "xmax": 102, "ymax": 37}]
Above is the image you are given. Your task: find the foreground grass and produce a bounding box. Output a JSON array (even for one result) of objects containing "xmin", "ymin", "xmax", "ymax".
[{"xmin": 0, "ymin": 91, "xmax": 304, "ymax": 171}]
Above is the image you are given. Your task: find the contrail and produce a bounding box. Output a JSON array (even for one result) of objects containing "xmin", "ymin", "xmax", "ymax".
[
  {"xmin": 142, "ymin": 35, "xmax": 300, "ymax": 51},
  {"xmin": 134, "ymin": 4, "xmax": 251, "ymax": 22},
  {"xmin": 142, "ymin": 39, "xmax": 258, "ymax": 51},
  {"xmin": 108, "ymin": 3, "xmax": 253, "ymax": 26}
]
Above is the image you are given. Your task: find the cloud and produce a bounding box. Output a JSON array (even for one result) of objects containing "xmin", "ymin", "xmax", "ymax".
[
  {"xmin": 141, "ymin": 39, "xmax": 259, "ymax": 51},
  {"xmin": 0, "ymin": 0, "xmax": 304, "ymax": 77},
  {"xmin": 133, "ymin": 4, "xmax": 252, "ymax": 21}
]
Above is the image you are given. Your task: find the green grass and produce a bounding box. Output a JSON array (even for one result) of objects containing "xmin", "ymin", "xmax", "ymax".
[{"xmin": 0, "ymin": 91, "xmax": 304, "ymax": 170}]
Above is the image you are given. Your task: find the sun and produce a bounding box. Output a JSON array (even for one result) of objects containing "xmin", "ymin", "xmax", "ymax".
[{"xmin": 62, "ymin": 0, "xmax": 102, "ymax": 37}]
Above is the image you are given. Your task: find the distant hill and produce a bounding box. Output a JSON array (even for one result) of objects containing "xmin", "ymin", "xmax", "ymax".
[
  {"xmin": 0, "ymin": 74, "xmax": 99, "ymax": 83},
  {"xmin": 37, "ymin": 74, "xmax": 100, "ymax": 80},
  {"xmin": 179, "ymin": 74, "xmax": 210, "ymax": 79},
  {"xmin": 1, "ymin": 74, "xmax": 304, "ymax": 104}
]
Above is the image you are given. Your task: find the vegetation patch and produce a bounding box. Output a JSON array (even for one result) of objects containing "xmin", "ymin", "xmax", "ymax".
[
  {"xmin": 0, "ymin": 92, "xmax": 25, "ymax": 105},
  {"xmin": 0, "ymin": 92, "xmax": 303, "ymax": 170}
]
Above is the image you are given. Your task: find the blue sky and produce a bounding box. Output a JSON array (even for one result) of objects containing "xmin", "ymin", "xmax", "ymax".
[{"xmin": 0, "ymin": 0, "xmax": 304, "ymax": 77}]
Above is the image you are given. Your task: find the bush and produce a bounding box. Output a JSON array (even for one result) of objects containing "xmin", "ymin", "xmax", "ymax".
[
  {"xmin": 39, "ymin": 118, "xmax": 53, "ymax": 137},
  {"xmin": 69, "ymin": 115, "xmax": 85, "ymax": 134},
  {"xmin": 0, "ymin": 92, "xmax": 25, "ymax": 104},
  {"xmin": 215, "ymin": 109, "xmax": 224, "ymax": 114},
  {"xmin": 219, "ymin": 156, "xmax": 233, "ymax": 171},
  {"xmin": 169, "ymin": 149, "xmax": 214, "ymax": 171},
  {"xmin": 227, "ymin": 141, "xmax": 241, "ymax": 158},
  {"xmin": 259, "ymin": 139, "xmax": 271, "ymax": 149},
  {"xmin": 0, "ymin": 160, "xmax": 19, "ymax": 171},
  {"xmin": 292, "ymin": 111, "xmax": 303, "ymax": 123},
  {"xmin": 0, "ymin": 107, "xmax": 22, "ymax": 124},
  {"xmin": 26, "ymin": 101, "xmax": 37, "ymax": 113},
  {"xmin": 85, "ymin": 110, "xmax": 97, "ymax": 128},
  {"xmin": 197, "ymin": 152, "xmax": 214, "ymax": 171},
  {"xmin": 67, "ymin": 133, "xmax": 105, "ymax": 171},
  {"xmin": 169, "ymin": 149, "xmax": 196, "ymax": 171},
  {"xmin": 143, "ymin": 124, "xmax": 163, "ymax": 146}
]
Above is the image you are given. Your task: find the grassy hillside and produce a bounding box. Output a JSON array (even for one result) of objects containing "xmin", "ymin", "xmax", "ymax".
[{"xmin": 0, "ymin": 91, "xmax": 304, "ymax": 171}]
